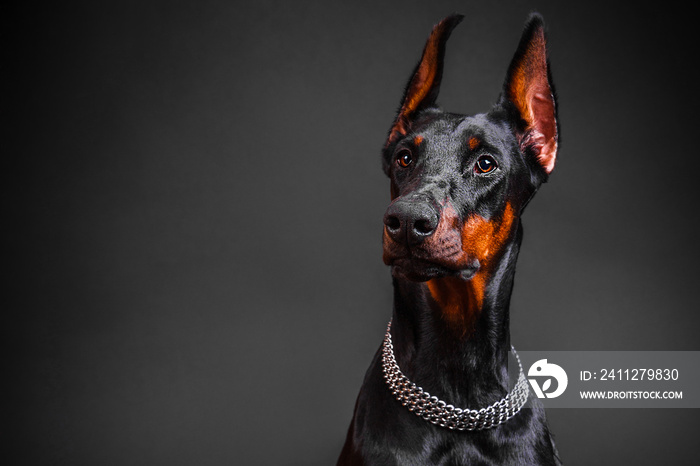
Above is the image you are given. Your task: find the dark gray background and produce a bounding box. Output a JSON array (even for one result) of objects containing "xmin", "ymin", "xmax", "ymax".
[{"xmin": 8, "ymin": 0, "xmax": 700, "ymax": 465}]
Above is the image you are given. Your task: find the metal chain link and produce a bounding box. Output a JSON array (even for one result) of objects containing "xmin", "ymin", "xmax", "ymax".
[{"xmin": 381, "ymin": 320, "xmax": 530, "ymax": 431}]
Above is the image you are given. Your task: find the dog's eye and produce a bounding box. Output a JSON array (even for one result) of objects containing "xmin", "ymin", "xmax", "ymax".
[
  {"xmin": 474, "ymin": 155, "xmax": 497, "ymax": 174},
  {"xmin": 396, "ymin": 150, "xmax": 413, "ymax": 168}
]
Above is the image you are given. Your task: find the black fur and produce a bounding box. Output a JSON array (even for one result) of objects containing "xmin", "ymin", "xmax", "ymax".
[{"xmin": 339, "ymin": 14, "xmax": 561, "ymax": 466}]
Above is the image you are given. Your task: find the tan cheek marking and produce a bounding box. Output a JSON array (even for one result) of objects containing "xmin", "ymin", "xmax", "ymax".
[
  {"xmin": 461, "ymin": 202, "xmax": 516, "ymax": 309},
  {"xmin": 461, "ymin": 202, "xmax": 516, "ymax": 268},
  {"xmin": 427, "ymin": 202, "xmax": 516, "ymax": 332}
]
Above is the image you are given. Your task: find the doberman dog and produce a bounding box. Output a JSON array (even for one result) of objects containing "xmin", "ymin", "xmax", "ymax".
[{"xmin": 338, "ymin": 13, "xmax": 561, "ymax": 466}]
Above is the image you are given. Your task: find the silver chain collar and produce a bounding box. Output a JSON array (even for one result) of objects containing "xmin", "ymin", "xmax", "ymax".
[{"xmin": 381, "ymin": 320, "xmax": 530, "ymax": 431}]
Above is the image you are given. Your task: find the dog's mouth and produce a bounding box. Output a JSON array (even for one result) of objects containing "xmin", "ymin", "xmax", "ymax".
[
  {"xmin": 388, "ymin": 256, "xmax": 478, "ymax": 282},
  {"xmin": 382, "ymin": 222, "xmax": 479, "ymax": 282}
]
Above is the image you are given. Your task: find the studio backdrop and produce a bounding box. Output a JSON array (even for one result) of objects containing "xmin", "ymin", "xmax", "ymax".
[{"xmin": 9, "ymin": 1, "xmax": 700, "ymax": 465}]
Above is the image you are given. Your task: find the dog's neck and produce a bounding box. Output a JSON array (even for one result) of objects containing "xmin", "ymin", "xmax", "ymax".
[{"xmin": 389, "ymin": 223, "xmax": 523, "ymax": 409}]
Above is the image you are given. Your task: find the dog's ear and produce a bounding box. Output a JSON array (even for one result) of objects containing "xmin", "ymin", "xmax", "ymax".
[
  {"xmin": 502, "ymin": 14, "xmax": 558, "ymax": 176},
  {"xmin": 385, "ymin": 14, "xmax": 464, "ymax": 148}
]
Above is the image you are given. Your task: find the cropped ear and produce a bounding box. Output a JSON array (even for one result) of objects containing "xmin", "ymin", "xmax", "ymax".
[
  {"xmin": 385, "ymin": 14, "xmax": 464, "ymax": 148},
  {"xmin": 502, "ymin": 14, "xmax": 558, "ymax": 175}
]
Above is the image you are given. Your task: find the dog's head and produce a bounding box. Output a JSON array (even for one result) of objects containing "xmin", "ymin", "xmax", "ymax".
[{"xmin": 382, "ymin": 14, "xmax": 558, "ymax": 283}]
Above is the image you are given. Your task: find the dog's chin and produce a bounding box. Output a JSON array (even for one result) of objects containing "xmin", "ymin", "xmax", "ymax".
[{"xmin": 389, "ymin": 258, "xmax": 478, "ymax": 282}]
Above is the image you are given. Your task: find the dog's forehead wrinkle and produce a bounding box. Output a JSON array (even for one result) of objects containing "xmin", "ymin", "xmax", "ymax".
[
  {"xmin": 454, "ymin": 113, "xmax": 489, "ymax": 135},
  {"xmin": 460, "ymin": 114, "xmax": 514, "ymax": 150},
  {"xmin": 417, "ymin": 113, "xmax": 511, "ymax": 162},
  {"xmin": 418, "ymin": 117, "xmax": 458, "ymax": 140}
]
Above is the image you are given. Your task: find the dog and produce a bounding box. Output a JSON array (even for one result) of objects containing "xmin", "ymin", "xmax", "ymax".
[{"xmin": 338, "ymin": 13, "xmax": 562, "ymax": 465}]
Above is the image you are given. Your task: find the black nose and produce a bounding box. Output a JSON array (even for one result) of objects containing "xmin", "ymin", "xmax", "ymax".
[{"xmin": 384, "ymin": 199, "xmax": 439, "ymax": 245}]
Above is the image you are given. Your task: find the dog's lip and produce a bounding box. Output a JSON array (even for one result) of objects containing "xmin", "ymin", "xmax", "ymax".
[{"xmin": 389, "ymin": 257, "xmax": 479, "ymax": 282}]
